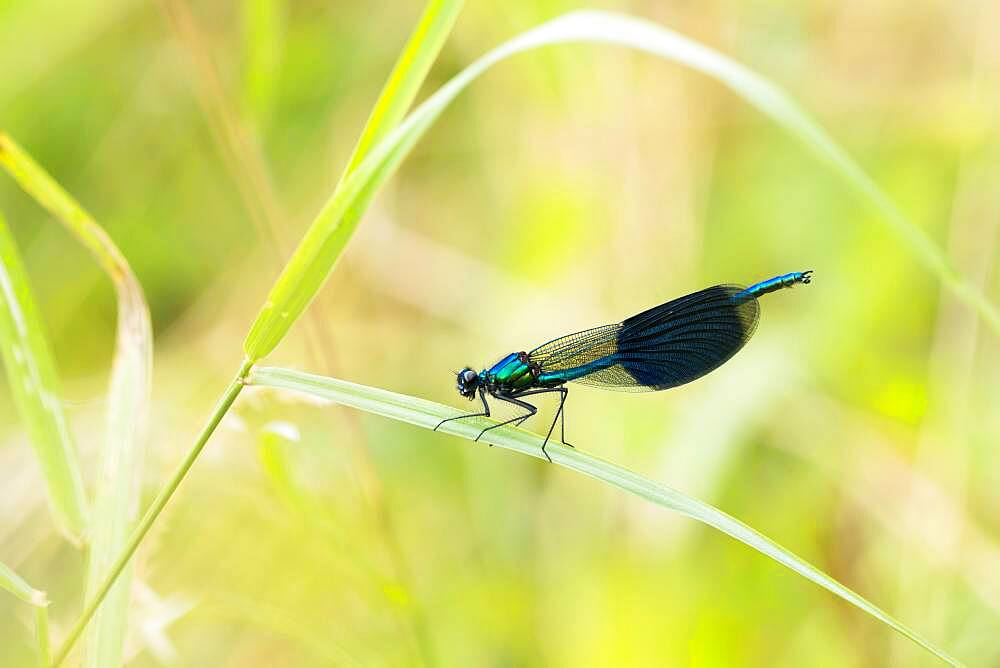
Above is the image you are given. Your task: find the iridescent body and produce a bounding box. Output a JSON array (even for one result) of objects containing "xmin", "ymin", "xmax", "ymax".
[
  {"xmin": 436, "ymin": 271, "xmax": 812, "ymax": 461},
  {"xmin": 733, "ymin": 271, "xmax": 810, "ymax": 302}
]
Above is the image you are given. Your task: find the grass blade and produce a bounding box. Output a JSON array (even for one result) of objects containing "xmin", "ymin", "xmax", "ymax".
[
  {"xmin": 0, "ymin": 210, "xmax": 88, "ymax": 542},
  {"xmin": 48, "ymin": 3, "xmax": 462, "ymax": 660},
  {"xmin": 0, "ymin": 559, "xmax": 48, "ymax": 607},
  {"xmin": 247, "ymin": 365, "xmax": 963, "ymax": 667},
  {"xmin": 339, "ymin": 0, "xmax": 465, "ymax": 181},
  {"xmin": 35, "ymin": 602, "xmax": 51, "ymax": 668},
  {"xmin": 0, "ymin": 133, "xmax": 153, "ymax": 668},
  {"xmin": 243, "ymin": 0, "xmax": 463, "ymax": 360},
  {"xmin": 243, "ymin": 9, "xmax": 999, "ymax": 364},
  {"xmin": 0, "ymin": 559, "xmax": 50, "ymax": 666},
  {"xmin": 83, "ymin": 273, "xmax": 151, "ymax": 668},
  {"xmin": 52, "ymin": 361, "xmax": 253, "ymax": 668}
]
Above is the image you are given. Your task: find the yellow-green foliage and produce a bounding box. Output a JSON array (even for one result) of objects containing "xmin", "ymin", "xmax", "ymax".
[{"xmin": 1, "ymin": 1, "xmax": 997, "ymax": 667}]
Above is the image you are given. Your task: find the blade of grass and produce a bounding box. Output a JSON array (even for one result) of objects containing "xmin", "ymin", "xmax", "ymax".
[
  {"xmin": 0, "ymin": 133, "xmax": 154, "ymax": 668},
  {"xmin": 49, "ymin": 3, "xmax": 463, "ymax": 662},
  {"xmin": 0, "ymin": 210, "xmax": 88, "ymax": 543},
  {"xmin": 319, "ymin": 3, "xmax": 463, "ymax": 663},
  {"xmin": 247, "ymin": 365, "xmax": 964, "ymax": 667},
  {"xmin": 0, "ymin": 559, "xmax": 48, "ymax": 607},
  {"xmin": 243, "ymin": 9, "xmax": 999, "ymax": 363},
  {"xmin": 35, "ymin": 602, "xmax": 51, "ymax": 668},
  {"xmin": 0, "ymin": 559, "xmax": 50, "ymax": 667},
  {"xmin": 243, "ymin": 0, "xmax": 464, "ymax": 360},
  {"xmin": 51, "ymin": 359, "xmax": 253, "ymax": 668},
  {"xmin": 339, "ymin": 0, "xmax": 464, "ymax": 181},
  {"xmin": 82, "ymin": 265, "xmax": 151, "ymax": 668}
]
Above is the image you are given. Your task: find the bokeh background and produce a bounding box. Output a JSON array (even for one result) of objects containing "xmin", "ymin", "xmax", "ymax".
[{"xmin": 2, "ymin": 0, "xmax": 999, "ymax": 665}]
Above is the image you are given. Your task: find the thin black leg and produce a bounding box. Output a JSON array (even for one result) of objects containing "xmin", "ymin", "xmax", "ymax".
[
  {"xmin": 438, "ymin": 386, "xmax": 573, "ymax": 464},
  {"xmin": 554, "ymin": 387, "xmax": 572, "ymax": 449},
  {"xmin": 503, "ymin": 387, "xmax": 572, "ymax": 462},
  {"xmin": 474, "ymin": 394, "xmax": 537, "ymax": 443},
  {"xmin": 434, "ymin": 388, "xmax": 490, "ymax": 431},
  {"xmin": 539, "ymin": 388, "xmax": 571, "ymax": 461}
]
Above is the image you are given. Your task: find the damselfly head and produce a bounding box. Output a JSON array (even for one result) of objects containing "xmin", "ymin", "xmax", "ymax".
[{"xmin": 456, "ymin": 367, "xmax": 479, "ymax": 399}]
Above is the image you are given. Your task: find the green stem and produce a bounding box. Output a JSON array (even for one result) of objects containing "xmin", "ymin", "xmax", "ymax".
[
  {"xmin": 52, "ymin": 359, "xmax": 255, "ymax": 668},
  {"xmin": 35, "ymin": 605, "xmax": 50, "ymax": 668}
]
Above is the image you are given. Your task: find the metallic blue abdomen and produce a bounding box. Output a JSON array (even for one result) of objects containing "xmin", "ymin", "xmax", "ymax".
[{"xmin": 733, "ymin": 271, "xmax": 811, "ymax": 303}]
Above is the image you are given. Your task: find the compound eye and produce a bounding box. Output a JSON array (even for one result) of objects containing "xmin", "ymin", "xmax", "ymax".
[{"xmin": 462, "ymin": 369, "xmax": 478, "ymax": 384}]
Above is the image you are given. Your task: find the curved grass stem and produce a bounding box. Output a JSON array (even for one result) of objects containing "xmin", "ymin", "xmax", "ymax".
[
  {"xmin": 245, "ymin": 366, "xmax": 964, "ymax": 667},
  {"xmin": 51, "ymin": 359, "xmax": 255, "ymax": 668}
]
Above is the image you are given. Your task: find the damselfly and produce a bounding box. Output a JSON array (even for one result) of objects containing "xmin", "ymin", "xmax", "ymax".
[{"xmin": 436, "ymin": 271, "xmax": 812, "ymax": 461}]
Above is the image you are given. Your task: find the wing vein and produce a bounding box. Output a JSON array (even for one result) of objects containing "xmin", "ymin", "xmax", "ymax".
[{"xmin": 530, "ymin": 284, "xmax": 759, "ymax": 391}]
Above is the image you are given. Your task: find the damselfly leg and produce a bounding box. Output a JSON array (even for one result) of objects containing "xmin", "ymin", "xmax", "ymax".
[
  {"xmin": 475, "ymin": 387, "xmax": 573, "ymax": 462},
  {"xmin": 474, "ymin": 393, "xmax": 537, "ymax": 441},
  {"xmin": 514, "ymin": 387, "xmax": 572, "ymax": 461},
  {"xmin": 434, "ymin": 388, "xmax": 490, "ymax": 431}
]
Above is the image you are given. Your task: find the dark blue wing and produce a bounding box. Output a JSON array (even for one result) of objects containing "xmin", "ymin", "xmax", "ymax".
[{"xmin": 530, "ymin": 284, "xmax": 758, "ymax": 391}]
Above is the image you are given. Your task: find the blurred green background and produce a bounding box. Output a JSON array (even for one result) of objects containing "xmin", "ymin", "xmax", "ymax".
[{"xmin": 2, "ymin": 0, "xmax": 999, "ymax": 665}]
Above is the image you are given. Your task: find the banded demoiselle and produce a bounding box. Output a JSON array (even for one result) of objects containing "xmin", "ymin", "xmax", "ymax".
[{"xmin": 436, "ymin": 271, "xmax": 812, "ymax": 461}]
